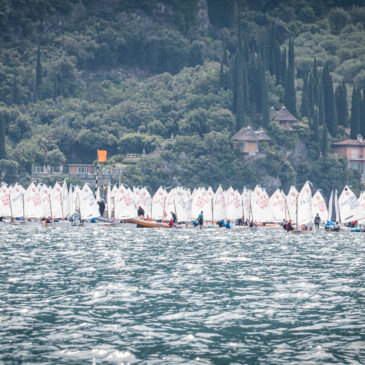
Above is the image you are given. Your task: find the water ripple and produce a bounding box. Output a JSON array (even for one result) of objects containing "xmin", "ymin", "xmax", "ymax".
[{"xmin": 0, "ymin": 225, "xmax": 364, "ymax": 364}]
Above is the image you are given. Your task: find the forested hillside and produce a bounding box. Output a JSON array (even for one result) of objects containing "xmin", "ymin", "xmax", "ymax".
[{"xmin": 0, "ymin": 0, "xmax": 364, "ymax": 196}]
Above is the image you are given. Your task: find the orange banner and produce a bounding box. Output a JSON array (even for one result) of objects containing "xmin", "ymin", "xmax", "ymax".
[{"xmin": 97, "ymin": 149, "xmax": 107, "ymax": 162}]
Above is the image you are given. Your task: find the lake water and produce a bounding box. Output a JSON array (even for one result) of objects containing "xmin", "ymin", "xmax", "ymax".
[{"xmin": 0, "ymin": 225, "xmax": 364, "ymax": 364}]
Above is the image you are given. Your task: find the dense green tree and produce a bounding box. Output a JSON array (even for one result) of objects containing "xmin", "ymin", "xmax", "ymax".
[
  {"xmin": 207, "ymin": 0, "xmax": 235, "ymax": 28},
  {"xmin": 35, "ymin": 45, "xmax": 42, "ymax": 89},
  {"xmin": 322, "ymin": 64, "xmax": 337, "ymax": 135},
  {"xmin": 284, "ymin": 37, "xmax": 296, "ymax": 116},
  {"xmin": 335, "ymin": 80, "xmax": 348, "ymax": 127},
  {"xmin": 0, "ymin": 113, "xmax": 5, "ymax": 159},
  {"xmin": 361, "ymin": 85, "xmax": 365, "ymax": 138},
  {"xmin": 350, "ymin": 85, "xmax": 361, "ymax": 139},
  {"xmin": 321, "ymin": 123, "xmax": 329, "ymax": 157}
]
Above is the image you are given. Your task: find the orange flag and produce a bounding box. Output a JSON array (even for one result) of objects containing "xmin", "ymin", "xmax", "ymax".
[{"xmin": 97, "ymin": 150, "xmax": 107, "ymax": 162}]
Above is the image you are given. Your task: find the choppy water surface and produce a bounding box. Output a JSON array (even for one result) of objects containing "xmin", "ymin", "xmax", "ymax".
[{"xmin": 0, "ymin": 226, "xmax": 364, "ymax": 364}]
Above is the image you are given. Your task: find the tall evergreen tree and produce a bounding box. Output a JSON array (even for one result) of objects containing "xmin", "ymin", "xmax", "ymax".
[
  {"xmin": 301, "ymin": 73, "xmax": 310, "ymax": 118},
  {"xmin": 318, "ymin": 79, "xmax": 325, "ymax": 126},
  {"xmin": 350, "ymin": 85, "xmax": 361, "ymax": 139},
  {"xmin": 360, "ymin": 83, "xmax": 365, "ymax": 138},
  {"xmin": 0, "ymin": 114, "xmax": 5, "ymax": 159},
  {"xmin": 312, "ymin": 57, "xmax": 319, "ymax": 104},
  {"xmin": 280, "ymin": 47, "xmax": 286, "ymax": 87},
  {"xmin": 335, "ymin": 80, "xmax": 348, "ymax": 127},
  {"xmin": 322, "ymin": 123, "xmax": 329, "ymax": 157},
  {"xmin": 35, "ymin": 45, "xmax": 42, "ymax": 93},
  {"xmin": 284, "ymin": 37, "xmax": 296, "ymax": 117},
  {"xmin": 321, "ymin": 63, "xmax": 337, "ymax": 135},
  {"xmin": 312, "ymin": 111, "xmax": 319, "ymax": 142}
]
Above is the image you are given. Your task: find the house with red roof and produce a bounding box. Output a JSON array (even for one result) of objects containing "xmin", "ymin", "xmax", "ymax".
[{"xmin": 332, "ymin": 134, "xmax": 365, "ymax": 183}]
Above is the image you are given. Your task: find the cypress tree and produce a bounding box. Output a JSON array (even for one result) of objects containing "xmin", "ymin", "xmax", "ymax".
[
  {"xmin": 308, "ymin": 72, "xmax": 315, "ymax": 118},
  {"xmin": 312, "ymin": 111, "xmax": 319, "ymax": 142},
  {"xmin": 280, "ymin": 48, "xmax": 286, "ymax": 87},
  {"xmin": 0, "ymin": 113, "xmax": 5, "ymax": 159},
  {"xmin": 232, "ymin": 50, "xmax": 240, "ymax": 114},
  {"xmin": 35, "ymin": 45, "xmax": 42, "ymax": 100},
  {"xmin": 322, "ymin": 64, "xmax": 337, "ymax": 135},
  {"xmin": 350, "ymin": 85, "xmax": 361, "ymax": 139},
  {"xmin": 335, "ymin": 80, "xmax": 348, "ymax": 127},
  {"xmin": 284, "ymin": 37, "xmax": 296, "ymax": 117},
  {"xmin": 318, "ymin": 80, "xmax": 325, "ymax": 126},
  {"xmin": 312, "ymin": 57, "xmax": 319, "ymax": 104},
  {"xmin": 360, "ymin": 84, "xmax": 365, "ymax": 138},
  {"xmin": 301, "ymin": 73, "xmax": 310, "ymax": 118},
  {"xmin": 322, "ymin": 123, "xmax": 329, "ymax": 157},
  {"xmin": 236, "ymin": 68, "xmax": 245, "ymax": 130},
  {"xmin": 36, "ymin": 45, "xmax": 42, "ymax": 86}
]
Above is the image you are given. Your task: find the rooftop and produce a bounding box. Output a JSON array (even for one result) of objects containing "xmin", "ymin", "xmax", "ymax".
[
  {"xmin": 270, "ymin": 106, "xmax": 298, "ymax": 122},
  {"xmin": 332, "ymin": 135, "xmax": 365, "ymax": 147},
  {"xmin": 231, "ymin": 127, "xmax": 271, "ymax": 142}
]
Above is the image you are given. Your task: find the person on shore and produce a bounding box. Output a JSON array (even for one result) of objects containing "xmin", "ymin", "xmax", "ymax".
[
  {"xmin": 137, "ymin": 206, "xmax": 145, "ymax": 218},
  {"xmin": 198, "ymin": 211, "xmax": 203, "ymax": 229},
  {"xmin": 314, "ymin": 213, "xmax": 320, "ymax": 229}
]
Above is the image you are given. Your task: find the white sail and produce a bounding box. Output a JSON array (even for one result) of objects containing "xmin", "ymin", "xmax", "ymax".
[
  {"xmin": 174, "ymin": 187, "xmax": 190, "ymax": 222},
  {"xmin": 62, "ymin": 181, "xmax": 70, "ymax": 218},
  {"xmin": 328, "ymin": 190, "xmax": 333, "ymax": 222},
  {"xmin": 191, "ymin": 187, "xmax": 207, "ymax": 221},
  {"xmin": 286, "ymin": 186, "xmax": 299, "ymax": 221},
  {"xmin": 201, "ymin": 188, "xmax": 213, "ymax": 221},
  {"xmin": 151, "ymin": 186, "xmax": 167, "ymax": 220},
  {"xmin": 358, "ymin": 191, "xmax": 365, "ymax": 223},
  {"xmin": 10, "ymin": 184, "xmax": 24, "ymax": 218},
  {"xmin": 24, "ymin": 182, "xmax": 42, "ymax": 218},
  {"xmin": 74, "ymin": 186, "xmax": 81, "ymax": 213},
  {"xmin": 107, "ymin": 185, "xmax": 113, "ymax": 219},
  {"xmin": 226, "ymin": 187, "xmax": 242, "ymax": 221},
  {"xmin": 297, "ymin": 181, "xmax": 312, "ymax": 225},
  {"xmin": 311, "ymin": 190, "xmax": 328, "ymax": 223},
  {"xmin": 335, "ymin": 189, "xmax": 339, "ymax": 223},
  {"xmin": 242, "ymin": 188, "xmax": 252, "ymax": 222},
  {"xmin": 268, "ymin": 189, "xmax": 286, "ymax": 222},
  {"xmin": 114, "ymin": 186, "xmax": 136, "ymax": 219},
  {"xmin": 40, "ymin": 185, "xmax": 52, "ymax": 218},
  {"xmin": 213, "ymin": 185, "xmax": 226, "ymax": 221},
  {"xmin": 338, "ymin": 186, "xmax": 364, "ymax": 223},
  {"xmin": 79, "ymin": 184, "xmax": 100, "ymax": 220},
  {"xmin": 163, "ymin": 189, "xmax": 176, "ymax": 221},
  {"xmin": 251, "ymin": 186, "xmax": 270, "ymax": 223},
  {"xmin": 69, "ymin": 185, "xmax": 75, "ymax": 217},
  {"xmin": 133, "ymin": 187, "xmax": 151, "ymax": 216},
  {"xmin": 0, "ymin": 185, "xmax": 12, "ymax": 217},
  {"xmin": 51, "ymin": 183, "xmax": 63, "ymax": 219}
]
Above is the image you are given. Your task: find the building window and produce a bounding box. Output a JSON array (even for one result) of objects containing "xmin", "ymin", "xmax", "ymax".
[
  {"xmin": 34, "ymin": 165, "xmax": 43, "ymax": 173},
  {"xmin": 240, "ymin": 142, "xmax": 246, "ymax": 150},
  {"xmin": 78, "ymin": 167, "xmax": 88, "ymax": 174}
]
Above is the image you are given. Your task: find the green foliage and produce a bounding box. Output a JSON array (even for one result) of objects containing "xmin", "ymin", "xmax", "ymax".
[
  {"xmin": 0, "ymin": 0, "xmax": 363, "ymax": 193},
  {"xmin": 0, "ymin": 159, "xmax": 18, "ymax": 183}
]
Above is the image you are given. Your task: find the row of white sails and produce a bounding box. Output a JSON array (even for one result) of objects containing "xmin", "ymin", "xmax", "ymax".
[{"xmin": 0, "ymin": 181, "xmax": 364, "ymax": 225}]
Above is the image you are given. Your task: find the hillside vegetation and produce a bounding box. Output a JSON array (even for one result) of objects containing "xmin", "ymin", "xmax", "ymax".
[{"xmin": 0, "ymin": 0, "xmax": 364, "ymax": 197}]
